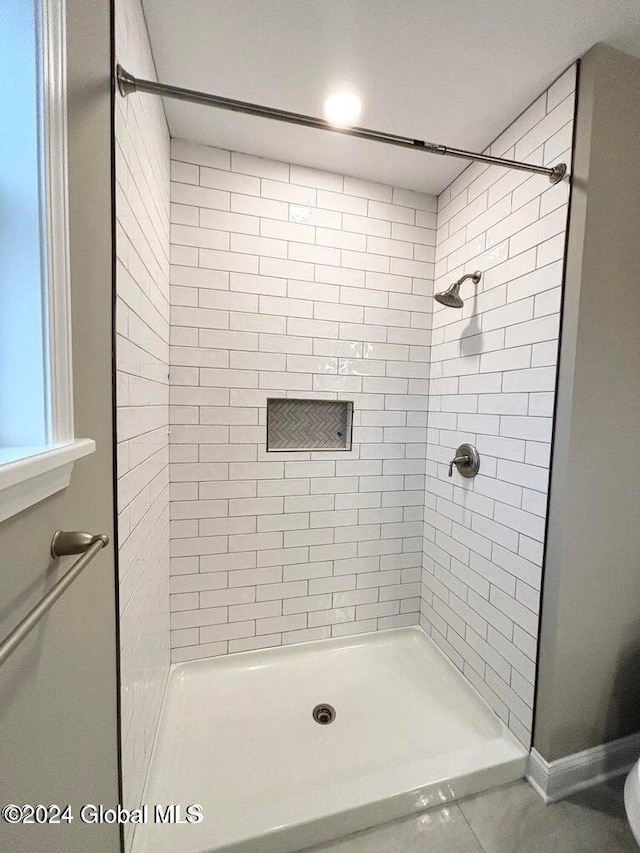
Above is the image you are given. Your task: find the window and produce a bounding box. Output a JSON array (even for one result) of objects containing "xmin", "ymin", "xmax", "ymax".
[{"xmin": 0, "ymin": 0, "xmax": 93, "ymax": 522}]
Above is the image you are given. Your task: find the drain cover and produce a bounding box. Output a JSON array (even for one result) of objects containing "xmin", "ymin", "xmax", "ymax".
[{"xmin": 312, "ymin": 703, "xmax": 336, "ymax": 725}]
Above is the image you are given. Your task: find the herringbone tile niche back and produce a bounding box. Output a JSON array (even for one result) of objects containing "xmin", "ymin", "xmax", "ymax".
[{"xmin": 267, "ymin": 399, "xmax": 354, "ymax": 451}]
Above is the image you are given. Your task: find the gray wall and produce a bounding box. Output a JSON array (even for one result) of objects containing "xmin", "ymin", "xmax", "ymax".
[
  {"xmin": 0, "ymin": 1, "xmax": 120, "ymax": 851},
  {"xmin": 534, "ymin": 43, "xmax": 640, "ymax": 761}
]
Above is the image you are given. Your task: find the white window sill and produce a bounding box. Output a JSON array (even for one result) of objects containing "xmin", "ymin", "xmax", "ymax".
[{"xmin": 0, "ymin": 439, "xmax": 95, "ymax": 524}]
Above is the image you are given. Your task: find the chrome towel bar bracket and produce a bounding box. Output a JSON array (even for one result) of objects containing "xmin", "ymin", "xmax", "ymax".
[
  {"xmin": 51, "ymin": 529, "xmax": 109, "ymax": 558},
  {"xmin": 0, "ymin": 530, "xmax": 109, "ymax": 667}
]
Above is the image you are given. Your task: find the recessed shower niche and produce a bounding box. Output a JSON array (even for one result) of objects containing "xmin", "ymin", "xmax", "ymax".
[{"xmin": 266, "ymin": 398, "xmax": 354, "ymax": 452}]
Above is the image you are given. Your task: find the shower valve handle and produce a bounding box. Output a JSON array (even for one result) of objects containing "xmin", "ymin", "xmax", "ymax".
[
  {"xmin": 447, "ymin": 444, "xmax": 481, "ymax": 479},
  {"xmin": 448, "ymin": 455, "xmax": 470, "ymax": 477}
]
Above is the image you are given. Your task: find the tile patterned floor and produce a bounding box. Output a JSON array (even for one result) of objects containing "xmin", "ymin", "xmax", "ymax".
[{"xmin": 301, "ymin": 778, "xmax": 638, "ymax": 853}]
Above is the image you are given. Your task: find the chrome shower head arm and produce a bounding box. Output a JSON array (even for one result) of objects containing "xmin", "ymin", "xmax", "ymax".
[{"xmin": 455, "ymin": 270, "xmax": 482, "ymax": 287}]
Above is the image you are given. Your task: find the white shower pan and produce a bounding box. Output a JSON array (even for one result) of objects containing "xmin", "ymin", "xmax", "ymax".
[{"xmin": 132, "ymin": 626, "xmax": 527, "ymax": 853}]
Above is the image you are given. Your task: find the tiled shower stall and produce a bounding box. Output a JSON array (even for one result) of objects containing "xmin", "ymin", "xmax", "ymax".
[{"xmin": 115, "ymin": 0, "xmax": 575, "ymax": 820}]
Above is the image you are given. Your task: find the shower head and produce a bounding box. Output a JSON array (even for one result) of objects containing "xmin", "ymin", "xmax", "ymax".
[
  {"xmin": 434, "ymin": 270, "xmax": 482, "ymax": 309},
  {"xmin": 434, "ymin": 286, "xmax": 464, "ymax": 309}
]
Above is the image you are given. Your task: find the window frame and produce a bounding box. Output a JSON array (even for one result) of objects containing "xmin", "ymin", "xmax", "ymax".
[
  {"xmin": 42, "ymin": 0, "xmax": 74, "ymax": 443},
  {"xmin": 0, "ymin": 0, "xmax": 94, "ymax": 524}
]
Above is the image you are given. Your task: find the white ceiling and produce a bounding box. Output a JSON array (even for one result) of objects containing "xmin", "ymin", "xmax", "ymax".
[{"xmin": 140, "ymin": 0, "xmax": 640, "ymax": 194}]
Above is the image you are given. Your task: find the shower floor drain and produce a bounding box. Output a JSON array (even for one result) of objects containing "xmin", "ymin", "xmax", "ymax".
[{"xmin": 312, "ymin": 703, "xmax": 336, "ymax": 725}]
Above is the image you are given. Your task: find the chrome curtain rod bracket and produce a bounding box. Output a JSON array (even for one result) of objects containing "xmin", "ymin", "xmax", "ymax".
[
  {"xmin": 117, "ymin": 65, "xmax": 137, "ymax": 97},
  {"xmin": 115, "ymin": 64, "xmax": 567, "ymax": 184},
  {"xmin": 0, "ymin": 531, "xmax": 109, "ymax": 667}
]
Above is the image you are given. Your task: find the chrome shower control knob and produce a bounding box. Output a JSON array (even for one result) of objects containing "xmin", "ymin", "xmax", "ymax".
[
  {"xmin": 448, "ymin": 454, "xmax": 470, "ymax": 477},
  {"xmin": 448, "ymin": 443, "xmax": 480, "ymax": 478}
]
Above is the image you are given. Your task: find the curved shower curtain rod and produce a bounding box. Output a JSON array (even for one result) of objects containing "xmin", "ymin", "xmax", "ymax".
[{"xmin": 116, "ymin": 65, "xmax": 567, "ymax": 184}]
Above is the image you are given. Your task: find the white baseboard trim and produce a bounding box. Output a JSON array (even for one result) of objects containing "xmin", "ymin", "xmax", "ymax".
[{"xmin": 527, "ymin": 731, "xmax": 640, "ymax": 803}]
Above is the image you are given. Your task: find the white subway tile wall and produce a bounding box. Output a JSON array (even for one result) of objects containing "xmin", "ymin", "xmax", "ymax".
[
  {"xmin": 115, "ymin": 0, "xmax": 171, "ymax": 832},
  {"xmin": 422, "ymin": 66, "xmax": 575, "ymax": 745},
  {"xmin": 168, "ymin": 140, "xmax": 435, "ymax": 661}
]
